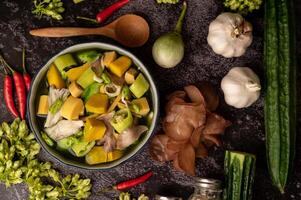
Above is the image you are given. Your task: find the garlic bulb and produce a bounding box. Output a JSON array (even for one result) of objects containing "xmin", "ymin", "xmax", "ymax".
[
  {"xmin": 221, "ymin": 67, "xmax": 261, "ymax": 108},
  {"xmin": 207, "ymin": 12, "xmax": 253, "ymax": 58}
]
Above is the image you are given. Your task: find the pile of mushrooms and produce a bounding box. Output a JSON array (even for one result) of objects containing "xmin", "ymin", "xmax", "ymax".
[{"xmin": 150, "ymin": 84, "xmax": 231, "ymax": 176}]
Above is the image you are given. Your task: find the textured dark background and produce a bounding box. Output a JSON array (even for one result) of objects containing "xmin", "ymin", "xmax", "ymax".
[{"xmin": 0, "ymin": 0, "xmax": 300, "ymax": 199}]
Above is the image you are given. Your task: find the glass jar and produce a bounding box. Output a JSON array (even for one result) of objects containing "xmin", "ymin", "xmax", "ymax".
[
  {"xmin": 155, "ymin": 195, "xmax": 183, "ymax": 200},
  {"xmin": 188, "ymin": 178, "xmax": 223, "ymax": 200}
]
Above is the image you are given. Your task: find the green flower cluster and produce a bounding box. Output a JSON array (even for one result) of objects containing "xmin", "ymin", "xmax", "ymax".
[
  {"xmin": 32, "ymin": 0, "xmax": 65, "ymax": 20},
  {"xmin": 156, "ymin": 0, "xmax": 179, "ymax": 4},
  {"xmin": 119, "ymin": 192, "xmax": 149, "ymax": 200},
  {"xmin": 0, "ymin": 118, "xmax": 92, "ymax": 200},
  {"xmin": 224, "ymin": 0, "xmax": 263, "ymax": 15}
]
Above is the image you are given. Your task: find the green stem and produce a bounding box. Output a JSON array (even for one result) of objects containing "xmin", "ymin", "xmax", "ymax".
[
  {"xmin": 0, "ymin": 53, "xmax": 15, "ymax": 73},
  {"xmin": 76, "ymin": 16, "xmax": 98, "ymax": 24},
  {"xmin": 1, "ymin": 67, "xmax": 9, "ymax": 75},
  {"xmin": 66, "ymin": 187, "xmax": 80, "ymax": 193},
  {"xmin": 0, "ymin": 54, "xmax": 14, "ymax": 74},
  {"xmin": 174, "ymin": 1, "xmax": 187, "ymax": 33},
  {"xmin": 0, "ymin": 58, "xmax": 9, "ymax": 75},
  {"xmin": 96, "ymin": 186, "xmax": 115, "ymax": 195},
  {"xmin": 22, "ymin": 48, "xmax": 26, "ymax": 73}
]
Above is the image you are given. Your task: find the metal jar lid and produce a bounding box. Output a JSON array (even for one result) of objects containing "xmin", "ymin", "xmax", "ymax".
[
  {"xmin": 194, "ymin": 178, "xmax": 222, "ymax": 190},
  {"xmin": 155, "ymin": 195, "xmax": 183, "ymax": 200}
]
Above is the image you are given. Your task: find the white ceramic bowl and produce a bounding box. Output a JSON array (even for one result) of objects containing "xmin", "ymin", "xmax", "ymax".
[{"xmin": 27, "ymin": 42, "xmax": 159, "ymax": 169}]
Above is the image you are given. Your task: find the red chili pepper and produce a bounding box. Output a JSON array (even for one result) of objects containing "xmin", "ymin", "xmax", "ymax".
[
  {"xmin": 22, "ymin": 48, "xmax": 31, "ymax": 92},
  {"xmin": 96, "ymin": 0, "xmax": 130, "ymax": 23},
  {"xmin": 0, "ymin": 59, "xmax": 20, "ymax": 118},
  {"xmin": 113, "ymin": 171, "xmax": 153, "ymax": 190},
  {"xmin": 0, "ymin": 54, "xmax": 26, "ymax": 120}
]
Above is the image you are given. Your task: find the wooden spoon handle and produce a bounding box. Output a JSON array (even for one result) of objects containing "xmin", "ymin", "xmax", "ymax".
[{"xmin": 29, "ymin": 27, "xmax": 111, "ymax": 37}]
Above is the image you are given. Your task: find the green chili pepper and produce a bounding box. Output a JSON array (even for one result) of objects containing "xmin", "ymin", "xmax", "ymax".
[
  {"xmin": 101, "ymin": 72, "xmax": 111, "ymax": 84},
  {"xmin": 41, "ymin": 132, "xmax": 55, "ymax": 147},
  {"xmin": 57, "ymin": 136, "xmax": 77, "ymax": 151},
  {"xmin": 71, "ymin": 140, "xmax": 95, "ymax": 157},
  {"xmin": 130, "ymin": 104, "xmax": 140, "ymax": 113},
  {"xmin": 74, "ymin": 130, "xmax": 83, "ymax": 138},
  {"xmin": 49, "ymin": 98, "xmax": 63, "ymax": 114},
  {"xmin": 110, "ymin": 108, "xmax": 133, "ymax": 133},
  {"xmin": 122, "ymin": 85, "xmax": 131, "ymax": 100}
]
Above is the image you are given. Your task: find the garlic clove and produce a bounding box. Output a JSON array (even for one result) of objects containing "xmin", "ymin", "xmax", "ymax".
[
  {"xmin": 207, "ymin": 12, "xmax": 253, "ymax": 58},
  {"xmin": 246, "ymin": 81, "xmax": 261, "ymax": 92},
  {"xmin": 221, "ymin": 67, "xmax": 261, "ymax": 108}
]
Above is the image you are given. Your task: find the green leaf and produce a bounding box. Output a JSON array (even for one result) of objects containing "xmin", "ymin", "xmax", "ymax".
[
  {"xmin": 32, "ymin": 0, "xmax": 65, "ymax": 20},
  {"xmin": 48, "ymin": 169, "xmax": 61, "ymax": 182},
  {"xmin": 18, "ymin": 120, "xmax": 28, "ymax": 138},
  {"xmin": 73, "ymin": 0, "xmax": 84, "ymax": 4},
  {"xmin": 0, "ymin": 120, "xmax": 92, "ymax": 199},
  {"xmin": 0, "ymin": 126, "xmax": 3, "ymax": 137},
  {"xmin": 2, "ymin": 122, "xmax": 11, "ymax": 136},
  {"xmin": 11, "ymin": 118, "xmax": 21, "ymax": 133}
]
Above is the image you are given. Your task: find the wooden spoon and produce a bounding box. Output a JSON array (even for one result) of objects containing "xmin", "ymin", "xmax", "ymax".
[{"xmin": 30, "ymin": 14, "xmax": 150, "ymax": 48}]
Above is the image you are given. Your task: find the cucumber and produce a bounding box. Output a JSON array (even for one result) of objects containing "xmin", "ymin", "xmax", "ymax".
[
  {"xmin": 277, "ymin": 0, "xmax": 290, "ymax": 190},
  {"xmin": 277, "ymin": 0, "xmax": 296, "ymax": 189},
  {"xmin": 247, "ymin": 157, "xmax": 256, "ymax": 200},
  {"xmin": 231, "ymin": 153, "xmax": 245, "ymax": 200},
  {"xmin": 224, "ymin": 151, "xmax": 232, "ymax": 200},
  {"xmin": 264, "ymin": 0, "xmax": 280, "ymax": 189},
  {"xmin": 242, "ymin": 155, "xmax": 255, "ymax": 200},
  {"xmin": 223, "ymin": 151, "xmax": 256, "ymax": 200},
  {"xmin": 264, "ymin": 0, "xmax": 296, "ymax": 192}
]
